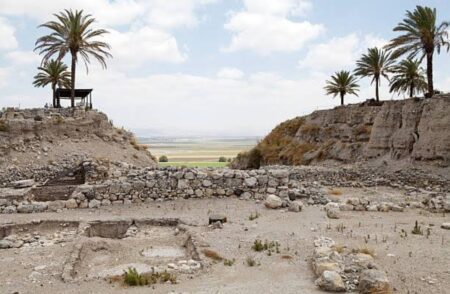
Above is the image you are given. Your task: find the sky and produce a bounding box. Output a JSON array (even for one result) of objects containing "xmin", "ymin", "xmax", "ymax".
[{"xmin": 0, "ymin": 0, "xmax": 449, "ymax": 137}]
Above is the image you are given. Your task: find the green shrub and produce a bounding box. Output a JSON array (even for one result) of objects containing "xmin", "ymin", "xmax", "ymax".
[
  {"xmin": 159, "ymin": 155, "xmax": 169, "ymax": 162},
  {"xmin": 218, "ymin": 156, "xmax": 227, "ymax": 162},
  {"xmin": 122, "ymin": 268, "xmax": 176, "ymax": 286},
  {"xmin": 123, "ymin": 268, "xmax": 147, "ymax": 286}
]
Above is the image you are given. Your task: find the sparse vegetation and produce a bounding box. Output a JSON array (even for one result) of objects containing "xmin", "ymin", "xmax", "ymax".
[
  {"xmin": 223, "ymin": 258, "xmax": 235, "ymax": 266},
  {"xmin": 122, "ymin": 267, "xmax": 176, "ymax": 286},
  {"xmin": 246, "ymin": 256, "xmax": 256, "ymax": 267},
  {"xmin": 248, "ymin": 211, "xmax": 260, "ymax": 221},
  {"xmin": 411, "ymin": 220, "xmax": 423, "ymax": 235},
  {"xmin": 218, "ymin": 156, "xmax": 227, "ymax": 162},
  {"xmin": 252, "ymin": 239, "xmax": 281, "ymax": 254}
]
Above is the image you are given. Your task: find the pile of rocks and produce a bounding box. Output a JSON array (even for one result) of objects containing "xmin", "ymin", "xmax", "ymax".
[
  {"xmin": 335, "ymin": 194, "xmax": 449, "ymax": 215},
  {"xmin": 312, "ymin": 237, "xmax": 391, "ymax": 293}
]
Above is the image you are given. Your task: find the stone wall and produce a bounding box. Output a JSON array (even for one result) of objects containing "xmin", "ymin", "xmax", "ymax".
[{"xmin": 1, "ymin": 162, "xmax": 448, "ymax": 214}]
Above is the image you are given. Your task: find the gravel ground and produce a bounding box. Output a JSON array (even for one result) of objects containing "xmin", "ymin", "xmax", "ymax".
[{"xmin": 1, "ymin": 190, "xmax": 449, "ymax": 294}]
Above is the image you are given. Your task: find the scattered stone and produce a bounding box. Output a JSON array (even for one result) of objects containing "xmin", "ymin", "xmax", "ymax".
[
  {"xmin": 358, "ymin": 269, "xmax": 391, "ymax": 294},
  {"xmin": 264, "ymin": 194, "xmax": 283, "ymax": 209},
  {"xmin": 288, "ymin": 200, "xmax": 303, "ymax": 212},
  {"xmin": 315, "ymin": 270, "xmax": 346, "ymax": 292},
  {"xmin": 441, "ymin": 223, "xmax": 450, "ymax": 230},
  {"xmin": 208, "ymin": 214, "xmax": 227, "ymax": 225}
]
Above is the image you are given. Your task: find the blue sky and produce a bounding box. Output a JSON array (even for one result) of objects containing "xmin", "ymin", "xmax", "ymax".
[{"xmin": 0, "ymin": 0, "xmax": 449, "ymax": 136}]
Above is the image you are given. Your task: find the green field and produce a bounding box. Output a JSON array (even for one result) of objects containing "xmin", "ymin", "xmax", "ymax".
[
  {"xmin": 158, "ymin": 162, "xmax": 229, "ymax": 168},
  {"xmin": 139, "ymin": 136, "xmax": 258, "ymax": 168}
]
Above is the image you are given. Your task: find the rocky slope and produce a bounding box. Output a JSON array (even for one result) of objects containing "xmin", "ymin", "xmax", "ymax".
[
  {"xmin": 232, "ymin": 95, "xmax": 450, "ymax": 169},
  {"xmin": 0, "ymin": 107, "xmax": 156, "ymax": 185}
]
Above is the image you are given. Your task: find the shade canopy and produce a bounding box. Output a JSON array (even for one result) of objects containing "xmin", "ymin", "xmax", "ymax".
[{"xmin": 56, "ymin": 88, "xmax": 93, "ymax": 99}]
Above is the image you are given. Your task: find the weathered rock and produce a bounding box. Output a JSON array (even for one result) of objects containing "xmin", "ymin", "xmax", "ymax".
[
  {"xmin": 65, "ymin": 199, "xmax": 78, "ymax": 209},
  {"xmin": 209, "ymin": 214, "xmax": 227, "ymax": 225},
  {"xmin": 264, "ymin": 194, "xmax": 283, "ymax": 209},
  {"xmin": 88, "ymin": 199, "xmax": 101, "ymax": 209},
  {"xmin": 358, "ymin": 269, "xmax": 391, "ymax": 294},
  {"xmin": 12, "ymin": 179, "xmax": 35, "ymax": 188},
  {"xmin": 288, "ymin": 200, "xmax": 303, "ymax": 212},
  {"xmin": 315, "ymin": 270, "xmax": 346, "ymax": 292},
  {"xmin": 441, "ymin": 223, "xmax": 450, "ymax": 230}
]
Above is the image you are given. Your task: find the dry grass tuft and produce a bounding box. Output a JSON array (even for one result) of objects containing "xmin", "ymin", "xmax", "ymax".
[
  {"xmin": 202, "ymin": 249, "xmax": 224, "ymax": 261},
  {"xmin": 328, "ymin": 188, "xmax": 343, "ymax": 196}
]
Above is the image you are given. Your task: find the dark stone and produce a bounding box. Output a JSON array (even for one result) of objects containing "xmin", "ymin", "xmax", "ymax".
[
  {"xmin": 234, "ymin": 189, "xmax": 243, "ymax": 196},
  {"xmin": 209, "ymin": 214, "xmax": 227, "ymax": 225}
]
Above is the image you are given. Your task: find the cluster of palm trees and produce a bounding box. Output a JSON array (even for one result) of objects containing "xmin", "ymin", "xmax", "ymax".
[
  {"xmin": 33, "ymin": 9, "xmax": 112, "ymax": 108},
  {"xmin": 325, "ymin": 6, "xmax": 449, "ymax": 105}
]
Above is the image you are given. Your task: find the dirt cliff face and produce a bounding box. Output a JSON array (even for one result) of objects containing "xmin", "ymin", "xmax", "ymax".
[
  {"xmin": 232, "ymin": 95, "xmax": 450, "ymax": 169},
  {"xmin": 0, "ymin": 107, "xmax": 156, "ymax": 170}
]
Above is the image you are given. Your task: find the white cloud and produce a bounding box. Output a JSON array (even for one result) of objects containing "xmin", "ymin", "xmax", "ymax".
[
  {"xmin": 0, "ymin": 0, "xmax": 218, "ymax": 28},
  {"xmin": 143, "ymin": 0, "xmax": 219, "ymax": 28},
  {"xmin": 6, "ymin": 50, "xmax": 41, "ymax": 65},
  {"xmin": 107, "ymin": 27, "xmax": 187, "ymax": 67},
  {"xmin": 0, "ymin": 17, "xmax": 18, "ymax": 50},
  {"xmin": 298, "ymin": 34, "xmax": 389, "ymax": 71},
  {"xmin": 242, "ymin": 0, "xmax": 312, "ymax": 17},
  {"xmin": 224, "ymin": 0, "xmax": 324, "ymax": 54},
  {"xmin": 217, "ymin": 67, "xmax": 244, "ymax": 79}
]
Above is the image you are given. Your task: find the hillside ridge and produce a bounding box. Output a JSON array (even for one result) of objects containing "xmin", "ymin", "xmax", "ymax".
[{"xmin": 232, "ymin": 95, "xmax": 450, "ymax": 169}]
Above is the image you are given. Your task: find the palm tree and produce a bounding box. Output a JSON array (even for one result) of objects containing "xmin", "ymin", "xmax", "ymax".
[
  {"xmin": 385, "ymin": 6, "xmax": 449, "ymax": 97},
  {"xmin": 34, "ymin": 9, "xmax": 112, "ymax": 107},
  {"xmin": 33, "ymin": 59, "xmax": 71, "ymax": 108},
  {"xmin": 354, "ymin": 47, "xmax": 395, "ymax": 102},
  {"xmin": 389, "ymin": 59, "xmax": 428, "ymax": 98},
  {"xmin": 324, "ymin": 71, "xmax": 359, "ymax": 106}
]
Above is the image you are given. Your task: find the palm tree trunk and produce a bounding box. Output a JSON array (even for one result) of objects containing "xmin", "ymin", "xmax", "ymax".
[
  {"xmin": 52, "ymin": 83, "xmax": 56, "ymax": 108},
  {"xmin": 340, "ymin": 92, "xmax": 344, "ymax": 106},
  {"xmin": 70, "ymin": 53, "xmax": 76, "ymax": 108},
  {"xmin": 426, "ymin": 52, "xmax": 433, "ymax": 97},
  {"xmin": 375, "ymin": 76, "xmax": 379, "ymax": 102},
  {"xmin": 409, "ymin": 83, "xmax": 414, "ymax": 98}
]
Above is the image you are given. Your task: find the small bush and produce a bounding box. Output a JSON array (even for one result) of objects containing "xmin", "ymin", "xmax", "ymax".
[
  {"xmin": 223, "ymin": 259, "xmax": 235, "ymax": 266},
  {"xmin": 252, "ymin": 239, "xmax": 280, "ymax": 253},
  {"xmin": 218, "ymin": 156, "xmax": 227, "ymax": 162},
  {"xmin": 122, "ymin": 268, "xmax": 176, "ymax": 287},
  {"xmin": 159, "ymin": 155, "xmax": 169, "ymax": 162},
  {"xmin": 123, "ymin": 268, "xmax": 147, "ymax": 286},
  {"xmin": 246, "ymin": 257, "xmax": 256, "ymax": 267}
]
